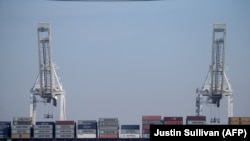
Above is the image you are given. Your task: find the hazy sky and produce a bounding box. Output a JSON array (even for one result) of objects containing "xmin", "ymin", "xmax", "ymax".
[{"xmin": 0, "ymin": 0, "xmax": 249, "ymax": 125}]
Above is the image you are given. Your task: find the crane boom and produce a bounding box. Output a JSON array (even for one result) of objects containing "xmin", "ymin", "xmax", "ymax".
[
  {"xmin": 195, "ymin": 24, "xmax": 233, "ymax": 123},
  {"xmin": 30, "ymin": 23, "xmax": 66, "ymax": 125}
]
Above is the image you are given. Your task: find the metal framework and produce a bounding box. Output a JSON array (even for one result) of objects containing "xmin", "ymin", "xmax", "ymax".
[
  {"xmin": 195, "ymin": 24, "xmax": 233, "ymax": 123},
  {"xmin": 30, "ymin": 23, "xmax": 66, "ymax": 125}
]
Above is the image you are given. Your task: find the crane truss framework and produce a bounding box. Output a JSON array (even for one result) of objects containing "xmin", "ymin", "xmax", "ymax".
[
  {"xmin": 195, "ymin": 24, "xmax": 233, "ymax": 122},
  {"xmin": 30, "ymin": 23, "xmax": 66, "ymax": 125}
]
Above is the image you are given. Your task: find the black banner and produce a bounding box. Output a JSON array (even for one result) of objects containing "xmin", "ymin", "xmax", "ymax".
[{"xmin": 150, "ymin": 125, "xmax": 250, "ymax": 141}]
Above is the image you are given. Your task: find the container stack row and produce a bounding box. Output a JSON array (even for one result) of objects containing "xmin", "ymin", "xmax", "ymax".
[
  {"xmin": 77, "ymin": 120, "xmax": 97, "ymax": 138},
  {"xmin": 4, "ymin": 115, "xmax": 250, "ymax": 139},
  {"xmin": 98, "ymin": 118, "xmax": 119, "ymax": 138},
  {"xmin": 142, "ymin": 115, "xmax": 162, "ymax": 138},
  {"xmin": 186, "ymin": 116, "xmax": 206, "ymax": 125},
  {"xmin": 120, "ymin": 125, "xmax": 140, "ymax": 138},
  {"xmin": 33, "ymin": 121, "xmax": 54, "ymax": 138},
  {"xmin": 228, "ymin": 117, "xmax": 250, "ymax": 125},
  {"xmin": 11, "ymin": 117, "xmax": 32, "ymax": 139},
  {"xmin": 55, "ymin": 120, "xmax": 75, "ymax": 138}
]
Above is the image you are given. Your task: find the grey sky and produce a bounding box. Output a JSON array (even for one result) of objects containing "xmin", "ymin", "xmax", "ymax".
[{"xmin": 0, "ymin": 0, "xmax": 249, "ymax": 125}]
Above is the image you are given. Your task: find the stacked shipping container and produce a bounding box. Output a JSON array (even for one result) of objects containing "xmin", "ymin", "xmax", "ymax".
[
  {"xmin": 186, "ymin": 116, "xmax": 206, "ymax": 125},
  {"xmin": 98, "ymin": 118, "xmax": 119, "ymax": 138},
  {"xmin": 55, "ymin": 120, "xmax": 75, "ymax": 138},
  {"xmin": 120, "ymin": 125, "xmax": 140, "ymax": 138},
  {"xmin": 0, "ymin": 122, "xmax": 11, "ymax": 139},
  {"xmin": 142, "ymin": 115, "xmax": 161, "ymax": 138},
  {"xmin": 77, "ymin": 120, "xmax": 97, "ymax": 138},
  {"xmin": 163, "ymin": 117, "xmax": 183, "ymax": 125},
  {"xmin": 33, "ymin": 121, "xmax": 54, "ymax": 138},
  {"xmin": 228, "ymin": 117, "xmax": 250, "ymax": 125},
  {"xmin": 11, "ymin": 117, "xmax": 32, "ymax": 139}
]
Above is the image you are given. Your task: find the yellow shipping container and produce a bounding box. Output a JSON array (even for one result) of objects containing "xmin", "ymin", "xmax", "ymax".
[
  {"xmin": 228, "ymin": 121, "xmax": 240, "ymax": 125},
  {"xmin": 11, "ymin": 134, "xmax": 31, "ymax": 138},
  {"xmin": 228, "ymin": 117, "xmax": 240, "ymax": 122},
  {"xmin": 240, "ymin": 117, "xmax": 250, "ymax": 122},
  {"xmin": 240, "ymin": 121, "xmax": 250, "ymax": 125}
]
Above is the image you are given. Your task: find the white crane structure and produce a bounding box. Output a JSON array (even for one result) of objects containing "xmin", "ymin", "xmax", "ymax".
[
  {"xmin": 30, "ymin": 23, "xmax": 66, "ymax": 125},
  {"xmin": 195, "ymin": 23, "xmax": 233, "ymax": 123}
]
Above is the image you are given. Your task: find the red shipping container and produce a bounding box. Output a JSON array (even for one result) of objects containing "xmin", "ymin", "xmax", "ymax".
[
  {"xmin": 142, "ymin": 129, "xmax": 150, "ymax": 134},
  {"xmin": 163, "ymin": 117, "xmax": 183, "ymax": 121},
  {"xmin": 186, "ymin": 116, "xmax": 206, "ymax": 121},
  {"xmin": 142, "ymin": 124, "xmax": 150, "ymax": 130},
  {"xmin": 142, "ymin": 116, "xmax": 161, "ymax": 121},
  {"xmin": 164, "ymin": 121, "xmax": 183, "ymax": 125},
  {"xmin": 55, "ymin": 120, "xmax": 75, "ymax": 125}
]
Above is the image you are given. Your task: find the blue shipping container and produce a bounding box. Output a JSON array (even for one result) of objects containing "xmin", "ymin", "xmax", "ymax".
[
  {"xmin": 0, "ymin": 122, "xmax": 11, "ymax": 125},
  {"xmin": 0, "ymin": 122, "xmax": 11, "ymax": 138},
  {"xmin": 0, "ymin": 129, "xmax": 10, "ymax": 134},
  {"xmin": 36, "ymin": 121, "xmax": 55, "ymax": 125},
  {"xmin": 77, "ymin": 120, "xmax": 97, "ymax": 124},
  {"xmin": 78, "ymin": 124, "xmax": 97, "ymax": 129},
  {"xmin": 121, "ymin": 125, "xmax": 140, "ymax": 130}
]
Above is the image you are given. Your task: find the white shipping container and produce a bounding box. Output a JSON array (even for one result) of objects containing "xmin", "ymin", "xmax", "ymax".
[
  {"xmin": 121, "ymin": 130, "xmax": 140, "ymax": 134},
  {"xmin": 99, "ymin": 130, "xmax": 118, "ymax": 134},
  {"xmin": 55, "ymin": 125, "xmax": 74, "ymax": 129},
  {"xmin": 56, "ymin": 129, "xmax": 74, "ymax": 134},
  {"xmin": 120, "ymin": 134, "xmax": 140, "ymax": 138},
  {"xmin": 99, "ymin": 126, "xmax": 118, "ymax": 130},
  {"xmin": 186, "ymin": 120, "xmax": 206, "ymax": 125},
  {"xmin": 13, "ymin": 117, "xmax": 32, "ymax": 121},
  {"xmin": 13, "ymin": 121, "xmax": 32, "ymax": 125},
  {"xmin": 55, "ymin": 133, "xmax": 74, "ymax": 138},
  {"xmin": 77, "ymin": 134, "xmax": 97, "ymax": 138},
  {"xmin": 99, "ymin": 122, "xmax": 119, "ymax": 126},
  {"xmin": 11, "ymin": 129, "xmax": 30, "ymax": 134},
  {"xmin": 77, "ymin": 129, "xmax": 96, "ymax": 134},
  {"xmin": 99, "ymin": 118, "xmax": 118, "ymax": 122},
  {"xmin": 34, "ymin": 130, "xmax": 53, "ymax": 134},
  {"xmin": 12, "ymin": 125, "xmax": 31, "ymax": 129},
  {"xmin": 142, "ymin": 134, "xmax": 150, "ymax": 138},
  {"xmin": 33, "ymin": 134, "xmax": 53, "ymax": 138},
  {"xmin": 34, "ymin": 125, "xmax": 53, "ymax": 129}
]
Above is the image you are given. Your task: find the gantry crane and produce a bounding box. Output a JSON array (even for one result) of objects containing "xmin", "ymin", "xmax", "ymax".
[
  {"xmin": 195, "ymin": 23, "xmax": 233, "ymax": 123},
  {"xmin": 30, "ymin": 23, "xmax": 66, "ymax": 125}
]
